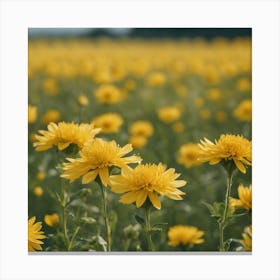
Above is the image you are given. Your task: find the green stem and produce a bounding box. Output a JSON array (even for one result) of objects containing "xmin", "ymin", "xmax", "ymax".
[
  {"xmin": 68, "ymin": 226, "xmax": 80, "ymax": 251},
  {"xmin": 144, "ymin": 206, "xmax": 154, "ymax": 251},
  {"xmin": 219, "ymin": 171, "xmax": 234, "ymax": 251},
  {"xmin": 62, "ymin": 202, "xmax": 70, "ymax": 250},
  {"xmin": 99, "ymin": 184, "xmax": 112, "ymax": 252}
]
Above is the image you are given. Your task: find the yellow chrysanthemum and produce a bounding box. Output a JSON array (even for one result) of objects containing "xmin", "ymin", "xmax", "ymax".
[
  {"xmin": 129, "ymin": 121, "xmax": 154, "ymax": 138},
  {"xmin": 158, "ymin": 106, "xmax": 181, "ymax": 124},
  {"xmin": 41, "ymin": 109, "xmax": 61, "ymax": 125},
  {"xmin": 61, "ymin": 138, "xmax": 142, "ymax": 186},
  {"xmin": 44, "ymin": 213, "xmax": 60, "ymax": 228},
  {"xmin": 28, "ymin": 105, "xmax": 37, "ymax": 124},
  {"xmin": 172, "ymin": 122, "xmax": 185, "ymax": 133},
  {"xmin": 234, "ymin": 99, "xmax": 252, "ymax": 122},
  {"xmin": 33, "ymin": 186, "xmax": 44, "ymax": 197},
  {"xmin": 206, "ymin": 88, "xmax": 221, "ymax": 102},
  {"xmin": 236, "ymin": 78, "xmax": 251, "ymax": 92},
  {"xmin": 230, "ymin": 184, "xmax": 252, "ymax": 211},
  {"xmin": 177, "ymin": 143, "xmax": 202, "ymax": 168},
  {"xmin": 241, "ymin": 225, "xmax": 252, "ymax": 251},
  {"xmin": 129, "ymin": 135, "xmax": 148, "ymax": 149},
  {"xmin": 94, "ymin": 84, "xmax": 124, "ymax": 104},
  {"xmin": 28, "ymin": 217, "xmax": 46, "ymax": 252},
  {"xmin": 147, "ymin": 72, "xmax": 166, "ymax": 87},
  {"xmin": 198, "ymin": 134, "xmax": 252, "ymax": 174},
  {"xmin": 77, "ymin": 94, "xmax": 89, "ymax": 107},
  {"xmin": 109, "ymin": 163, "xmax": 186, "ymax": 210},
  {"xmin": 168, "ymin": 225, "xmax": 205, "ymax": 246},
  {"xmin": 92, "ymin": 113, "xmax": 123, "ymax": 134},
  {"xmin": 36, "ymin": 171, "xmax": 46, "ymax": 181},
  {"xmin": 215, "ymin": 110, "xmax": 227, "ymax": 123},
  {"xmin": 33, "ymin": 122, "xmax": 100, "ymax": 151},
  {"xmin": 42, "ymin": 78, "xmax": 58, "ymax": 96}
]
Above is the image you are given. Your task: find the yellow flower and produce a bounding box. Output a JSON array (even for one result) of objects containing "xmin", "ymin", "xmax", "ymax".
[
  {"xmin": 92, "ymin": 113, "xmax": 123, "ymax": 134},
  {"xmin": 194, "ymin": 97, "xmax": 204, "ymax": 108},
  {"xmin": 172, "ymin": 122, "xmax": 185, "ymax": 133},
  {"xmin": 198, "ymin": 134, "xmax": 252, "ymax": 173},
  {"xmin": 177, "ymin": 143, "xmax": 202, "ymax": 168},
  {"xmin": 94, "ymin": 84, "xmax": 124, "ymax": 104},
  {"xmin": 61, "ymin": 138, "xmax": 142, "ymax": 186},
  {"xmin": 33, "ymin": 122, "xmax": 100, "ymax": 151},
  {"xmin": 42, "ymin": 78, "xmax": 58, "ymax": 96},
  {"xmin": 174, "ymin": 84, "xmax": 188, "ymax": 97},
  {"xmin": 206, "ymin": 88, "xmax": 221, "ymax": 102},
  {"xmin": 230, "ymin": 184, "xmax": 252, "ymax": 211},
  {"xmin": 167, "ymin": 225, "xmax": 204, "ymax": 246},
  {"xmin": 129, "ymin": 135, "xmax": 148, "ymax": 149},
  {"xmin": 109, "ymin": 163, "xmax": 186, "ymax": 209},
  {"xmin": 33, "ymin": 186, "xmax": 44, "ymax": 197},
  {"xmin": 241, "ymin": 225, "xmax": 252, "ymax": 251},
  {"xmin": 44, "ymin": 213, "xmax": 60, "ymax": 228},
  {"xmin": 77, "ymin": 94, "xmax": 89, "ymax": 107},
  {"xmin": 147, "ymin": 72, "xmax": 166, "ymax": 87},
  {"xmin": 234, "ymin": 99, "xmax": 252, "ymax": 122},
  {"xmin": 28, "ymin": 217, "xmax": 46, "ymax": 252},
  {"xmin": 36, "ymin": 171, "xmax": 46, "ymax": 181},
  {"xmin": 28, "ymin": 105, "xmax": 37, "ymax": 124},
  {"xmin": 215, "ymin": 110, "xmax": 227, "ymax": 123},
  {"xmin": 41, "ymin": 109, "xmax": 61, "ymax": 125},
  {"xmin": 199, "ymin": 109, "xmax": 211, "ymax": 120},
  {"xmin": 236, "ymin": 78, "xmax": 251, "ymax": 92},
  {"xmin": 158, "ymin": 106, "xmax": 181, "ymax": 123},
  {"xmin": 124, "ymin": 79, "xmax": 137, "ymax": 91},
  {"xmin": 129, "ymin": 121, "xmax": 154, "ymax": 138}
]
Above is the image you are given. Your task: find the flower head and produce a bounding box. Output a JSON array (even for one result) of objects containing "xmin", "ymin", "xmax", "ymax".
[
  {"xmin": 61, "ymin": 138, "xmax": 142, "ymax": 186},
  {"xmin": 94, "ymin": 84, "xmax": 124, "ymax": 104},
  {"xmin": 177, "ymin": 143, "xmax": 202, "ymax": 168},
  {"xmin": 28, "ymin": 105, "xmax": 37, "ymax": 124},
  {"xmin": 129, "ymin": 121, "xmax": 154, "ymax": 138},
  {"xmin": 158, "ymin": 106, "xmax": 181, "ymax": 124},
  {"xmin": 44, "ymin": 213, "xmax": 60, "ymax": 228},
  {"xmin": 28, "ymin": 217, "xmax": 46, "ymax": 252},
  {"xmin": 129, "ymin": 135, "xmax": 148, "ymax": 149},
  {"xmin": 109, "ymin": 163, "xmax": 186, "ymax": 209},
  {"xmin": 167, "ymin": 225, "xmax": 204, "ymax": 246},
  {"xmin": 77, "ymin": 94, "xmax": 89, "ymax": 107},
  {"xmin": 230, "ymin": 184, "xmax": 252, "ymax": 211},
  {"xmin": 241, "ymin": 225, "xmax": 252, "ymax": 251},
  {"xmin": 92, "ymin": 113, "xmax": 123, "ymax": 134},
  {"xmin": 198, "ymin": 134, "xmax": 252, "ymax": 173},
  {"xmin": 234, "ymin": 99, "xmax": 252, "ymax": 122},
  {"xmin": 147, "ymin": 72, "xmax": 166, "ymax": 87},
  {"xmin": 33, "ymin": 122, "xmax": 100, "ymax": 152},
  {"xmin": 33, "ymin": 186, "xmax": 44, "ymax": 197},
  {"xmin": 41, "ymin": 109, "xmax": 61, "ymax": 125}
]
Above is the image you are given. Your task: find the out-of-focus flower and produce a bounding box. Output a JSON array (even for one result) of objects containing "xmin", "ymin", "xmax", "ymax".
[
  {"xmin": 241, "ymin": 225, "xmax": 252, "ymax": 251},
  {"xmin": 92, "ymin": 113, "xmax": 123, "ymax": 134},
  {"xmin": 194, "ymin": 97, "xmax": 204, "ymax": 108},
  {"xmin": 234, "ymin": 99, "xmax": 252, "ymax": 122},
  {"xmin": 61, "ymin": 138, "xmax": 142, "ymax": 186},
  {"xmin": 42, "ymin": 78, "xmax": 59, "ymax": 96},
  {"xmin": 230, "ymin": 184, "xmax": 252, "ymax": 211},
  {"xmin": 33, "ymin": 186, "xmax": 44, "ymax": 197},
  {"xmin": 41, "ymin": 109, "xmax": 61, "ymax": 125},
  {"xmin": 77, "ymin": 94, "xmax": 89, "ymax": 107},
  {"xmin": 236, "ymin": 78, "xmax": 251, "ymax": 92},
  {"xmin": 198, "ymin": 134, "xmax": 252, "ymax": 174},
  {"xmin": 206, "ymin": 88, "xmax": 221, "ymax": 102},
  {"xmin": 94, "ymin": 84, "xmax": 124, "ymax": 104},
  {"xmin": 109, "ymin": 163, "xmax": 186, "ymax": 209},
  {"xmin": 147, "ymin": 72, "xmax": 166, "ymax": 87},
  {"xmin": 28, "ymin": 217, "xmax": 46, "ymax": 252},
  {"xmin": 174, "ymin": 84, "xmax": 188, "ymax": 97},
  {"xmin": 36, "ymin": 171, "xmax": 46, "ymax": 181},
  {"xmin": 199, "ymin": 109, "xmax": 211, "ymax": 120},
  {"xmin": 158, "ymin": 106, "xmax": 181, "ymax": 124},
  {"xmin": 167, "ymin": 225, "xmax": 204, "ymax": 246},
  {"xmin": 124, "ymin": 79, "xmax": 137, "ymax": 91},
  {"xmin": 129, "ymin": 135, "xmax": 148, "ymax": 149},
  {"xmin": 129, "ymin": 121, "xmax": 154, "ymax": 138},
  {"xmin": 34, "ymin": 122, "xmax": 100, "ymax": 151},
  {"xmin": 28, "ymin": 105, "xmax": 37, "ymax": 124},
  {"xmin": 215, "ymin": 110, "xmax": 227, "ymax": 122},
  {"xmin": 172, "ymin": 122, "xmax": 185, "ymax": 133},
  {"xmin": 44, "ymin": 213, "xmax": 60, "ymax": 228},
  {"xmin": 177, "ymin": 143, "xmax": 202, "ymax": 168}
]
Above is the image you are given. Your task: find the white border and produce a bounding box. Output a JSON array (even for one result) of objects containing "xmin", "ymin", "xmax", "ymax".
[{"xmin": 0, "ymin": 0, "xmax": 279, "ymax": 279}]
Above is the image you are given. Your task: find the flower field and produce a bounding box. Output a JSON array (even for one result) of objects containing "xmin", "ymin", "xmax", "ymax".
[{"xmin": 28, "ymin": 35, "xmax": 252, "ymax": 252}]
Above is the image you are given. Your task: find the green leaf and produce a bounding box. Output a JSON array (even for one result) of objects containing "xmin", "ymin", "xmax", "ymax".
[{"xmin": 135, "ymin": 214, "xmax": 145, "ymax": 225}]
